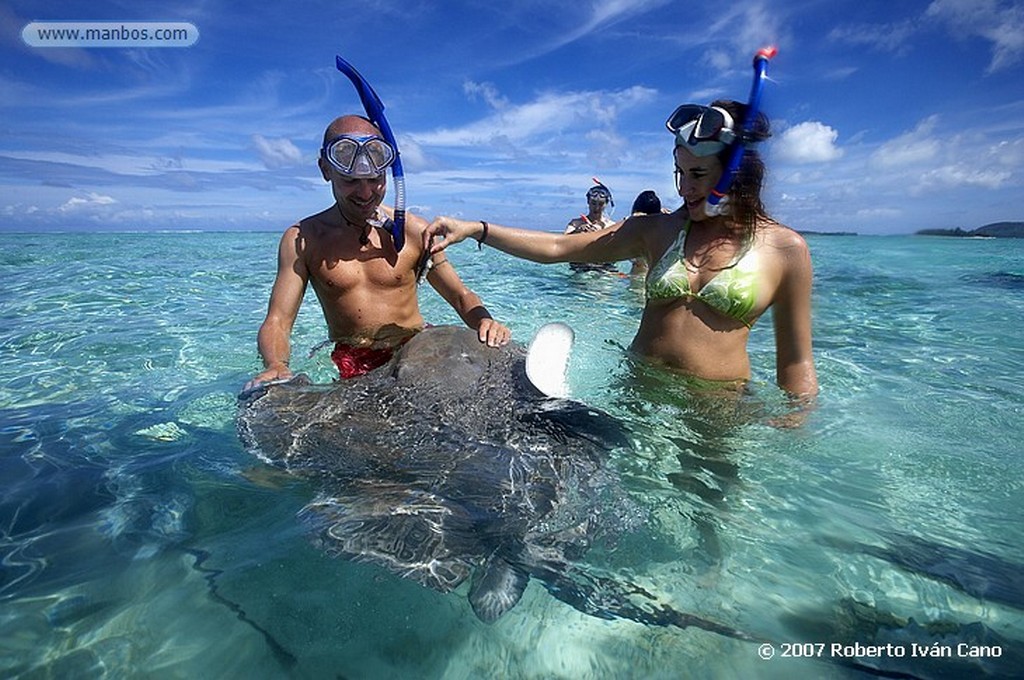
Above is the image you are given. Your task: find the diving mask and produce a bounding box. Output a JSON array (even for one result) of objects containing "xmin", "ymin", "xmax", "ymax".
[
  {"xmin": 586, "ymin": 185, "xmax": 613, "ymax": 206},
  {"xmin": 665, "ymin": 105, "xmax": 737, "ymax": 157},
  {"xmin": 321, "ymin": 134, "xmax": 396, "ymax": 178}
]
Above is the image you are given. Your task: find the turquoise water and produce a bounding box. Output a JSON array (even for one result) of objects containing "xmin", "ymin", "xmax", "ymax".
[{"xmin": 1, "ymin": 232, "xmax": 1022, "ymax": 678}]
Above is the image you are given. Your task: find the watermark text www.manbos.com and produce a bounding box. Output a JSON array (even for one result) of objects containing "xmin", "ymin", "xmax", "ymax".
[{"xmin": 22, "ymin": 22, "xmax": 199, "ymax": 48}]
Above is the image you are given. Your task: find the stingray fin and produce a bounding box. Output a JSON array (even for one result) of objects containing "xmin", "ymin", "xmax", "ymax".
[
  {"xmin": 301, "ymin": 486, "xmax": 474, "ymax": 592},
  {"xmin": 526, "ymin": 323, "xmax": 574, "ymax": 398},
  {"xmin": 468, "ymin": 554, "xmax": 530, "ymax": 623}
]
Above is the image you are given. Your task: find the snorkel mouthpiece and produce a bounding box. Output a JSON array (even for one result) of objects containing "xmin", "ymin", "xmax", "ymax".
[
  {"xmin": 703, "ymin": 46, "xmax": 776, "ymax": 218},
  {"xmin": 335, "ymin": 55, "xmax": 406, "ymax": 252}
]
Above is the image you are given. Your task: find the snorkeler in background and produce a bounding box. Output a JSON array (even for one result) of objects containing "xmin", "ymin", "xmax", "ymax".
[{"xmin": 564, "ymin": 179, "xmax": 617, "ymax": 273}]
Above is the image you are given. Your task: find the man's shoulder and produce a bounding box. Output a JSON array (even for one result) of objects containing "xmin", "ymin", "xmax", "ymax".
[
  {"xmin": 402, "ymin": 209, "xmax": 428, "ymax": 234},
  {"xmin": 280, "ymin": 210, "xmax": 336, "ymax": 259},
  {"xmin": 292, "ymin": 208, "xmax": 332, "ymax": 234},
  {"xmin": 273, "ymin": 222, "xmax": 303, "ymax": 250}
]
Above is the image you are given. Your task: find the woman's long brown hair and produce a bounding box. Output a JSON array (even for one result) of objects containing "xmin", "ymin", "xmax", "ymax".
[{"xmin": 711, "ymin": 99, "xmax": 772, "ymax": 245}]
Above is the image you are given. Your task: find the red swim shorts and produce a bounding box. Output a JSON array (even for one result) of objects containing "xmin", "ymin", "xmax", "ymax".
[{"xmin": 330, "ymin": 343, "xmax": 397, "ymax": 379}]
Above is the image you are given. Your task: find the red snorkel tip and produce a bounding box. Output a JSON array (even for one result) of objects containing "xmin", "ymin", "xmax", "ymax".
[{"xmin": 756, "ymin": 46, "xmax": 778, "ymax": 62}]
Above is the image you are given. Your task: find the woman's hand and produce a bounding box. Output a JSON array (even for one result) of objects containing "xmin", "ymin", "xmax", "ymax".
[{"xmin": 424, "ymin": 216, "xmax": 483, "ymax": 254}]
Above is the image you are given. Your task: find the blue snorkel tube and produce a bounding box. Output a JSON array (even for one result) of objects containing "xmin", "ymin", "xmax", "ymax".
[
  {"xmin": 335, "ymin": 55, "xmax": 407, "ymax": 252},
  {"xmin": 704, "ymin": 46, "xmax": 777, "ymax": 218}
]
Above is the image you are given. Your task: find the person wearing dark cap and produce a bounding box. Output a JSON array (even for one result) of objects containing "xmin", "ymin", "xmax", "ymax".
[
  {"xmin": 628, "ymin": 190, "xmax": 663, "ymax": 276},
  {"xmin": 631, "ymin": 190, "xmax": 662, "ymax": 216}
]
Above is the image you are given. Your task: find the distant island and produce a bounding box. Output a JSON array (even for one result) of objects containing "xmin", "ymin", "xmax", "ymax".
[{"xmin": 916, "ymin": 221, "xmax": 1024, "ymax": 238}]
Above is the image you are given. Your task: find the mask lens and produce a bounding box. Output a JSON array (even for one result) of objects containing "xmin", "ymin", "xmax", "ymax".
[
  {"xmin": 666, "ymin": 104, "xmax": 738, "ymax": 155},
  {"xmin": 692, "ymin": 108, "xmax": 726, "ymax": 140},
  {"xmin": 666, "ymin": 105, "xmax": 706, "ymax": 133},
  {"xmin": 327, "ymin": 138, "xmax": 359, "ymax": 171},
  {"xmin": 323, "ymin": 135, "xmax": 395, "ymax": 176},
  {"xmin": 362, "ymin": 138, "xmax": 394, "ymax": 170}
]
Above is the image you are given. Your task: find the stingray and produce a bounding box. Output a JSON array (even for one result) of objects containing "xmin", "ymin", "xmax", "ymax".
[{"xmin": 237, "ymin": 325, "xmax": 752, "ymax": 640}]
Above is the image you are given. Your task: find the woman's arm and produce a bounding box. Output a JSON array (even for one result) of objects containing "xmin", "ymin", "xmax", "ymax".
[
  {"xmin": 424, "ymin": 216, "xmax": 645, "ymax": 265},
  {"xmin": 771, "ymin": 231, "xmax": 819, "ymax": 399}
]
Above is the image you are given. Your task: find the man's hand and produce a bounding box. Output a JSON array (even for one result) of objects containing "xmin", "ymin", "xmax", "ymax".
[
  {"xmin": 477, "ymin": 318, "xmax": 511, "ymax": 347},
  {"xmin": 242, "ymin": 362, "xmax": 293, "ymax": 395}
]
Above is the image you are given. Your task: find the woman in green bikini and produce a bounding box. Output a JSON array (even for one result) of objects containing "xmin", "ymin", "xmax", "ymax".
[{"xmin": 423, "ymin": 99, "xmax": 818, "ymax": 400}]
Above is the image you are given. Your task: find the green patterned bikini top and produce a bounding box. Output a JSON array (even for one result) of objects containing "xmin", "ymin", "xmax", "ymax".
[{"xmin": 646, "ymin": 221, "xmax": 759, "ymax": 327}]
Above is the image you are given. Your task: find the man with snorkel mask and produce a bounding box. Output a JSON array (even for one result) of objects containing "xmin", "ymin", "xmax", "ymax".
[
  {"xmin": 564, "ymin": 180, "xmax": 617, "ymax": 273},
  {"xmin": 244, "ymin": 114, "xmax": 510, "ymax": 392}
]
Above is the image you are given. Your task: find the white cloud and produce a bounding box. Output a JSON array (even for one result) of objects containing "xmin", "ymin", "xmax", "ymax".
[
  {"xmin": 58, "ymin": 192, "xmax": 117, "ymax": 213},
  {"xmin": 861, "ymin": 114, "xmax": 1019, "ymax": 196},
  {"xmin": 824, "ymin": 1, "xmax": 1024, "ymax": 75},
  {"xmin": 774, "ymin": 121, "xmax": 843, "ymax": 164},
  {"xmin": 416, "ymin": 85, "xmax": 656, "ymax": 149},
  {"xmin": 927, "ymin": 0, "xmax": 1024, "ymax": 73},
  {"xmin": 251, "ymin": 134, "xmax": 303, "ymax": 169},
  {"xmin": 584, "ymin": 128, "xmax": 629, "ymax": 168},
  {"xmin": 872, "ymin": 116, "xmax": 942, "ymax": 168},
  {"xmin": 701, "ymin": 49, "xmax": 733, "ymax": 72},
  {"xmin": 2, "ymin": 150, "xmax": 261, "ymax": 176},
  {"xmin": 856, "ymin": 207, "xmax": 904, "ymax": 219},
  {"xmin": 498, "ymin": 0, "xmax": 674, "ymax": 65},
  {"xmin": 919, "ymin": 164, "xmax": 1011, "ymax": 190},
  {"xmin": 463, "ymin": 81, "xmax": 509, "ymax": 110},
  {"xmin": 876, "ymin": 137, "xmax": 941, "ymax": 168},
  {"xmin": 991, "ymin": 137, "xmax": 1024, "ymax": 168},
  {"xmin": 701, "ymin": 2, "xmax": 790, "ymax": 69},
  {"xmin": 724, "ymin": 3, "xmax": 787, "ymax": 56},
  {"xmin": 395, "ymin": 136, "xmax": 430, "ymax": 172},
  {"xmin": 827, "ymin": 20, "xmax": 918, "ymax": 55}
]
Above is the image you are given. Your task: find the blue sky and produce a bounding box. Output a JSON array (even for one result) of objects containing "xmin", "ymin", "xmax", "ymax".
[{"xmin": 1, "ymin": 0, "xmax": 1022, "ymax": 235}]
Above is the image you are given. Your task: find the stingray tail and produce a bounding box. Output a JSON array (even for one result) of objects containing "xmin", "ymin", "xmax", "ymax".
[
  {"xmin": 528, "ymin": 559, "xmax": 759, "ymax": 642},
  {"xmin": 532, "ymin": 562, "xmax": 928, "ymax": 678}
]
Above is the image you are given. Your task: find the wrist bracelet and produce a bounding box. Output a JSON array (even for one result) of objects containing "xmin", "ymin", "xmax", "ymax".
[{"xmin": 477, "ymin": 220, "xmax": 489, "ymax": 250}]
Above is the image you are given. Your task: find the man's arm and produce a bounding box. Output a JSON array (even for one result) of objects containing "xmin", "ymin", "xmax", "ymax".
[
  {"xmin": 244, "ymin": 226, "xmax": 309, "ymax": 391},
  {"xmin": 425, "ymin": 253, "xmax": 510, "ymax": 347}
]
